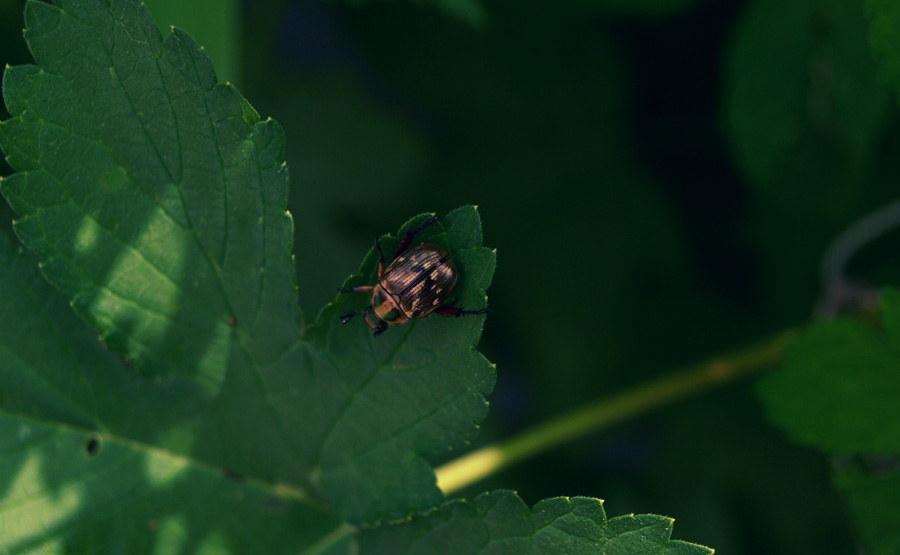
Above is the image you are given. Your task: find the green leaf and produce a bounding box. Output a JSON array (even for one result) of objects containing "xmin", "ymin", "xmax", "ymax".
[
  {"xmin": 724, "ymin": 0, "xmax": 890, "ymax": 312},
  {"xmin": 834, "ymin": 460, "xmax": 900, "ymax": 555},
  {"xmin": 758, "ymin": 289, "xmax": 900, "ymax": 453},
  {"xmin": 758, "ymin": 289, "xmax": 900, "ymax": 553},
  {"xmin": 0, "ymin": 232, "xmax": 351, "ymax": 552},
  {"xmin": 143, "ymin": 0, "xmax": 241, "ymax": 84},
  {"xmin": 308, "ymin": 207, "xmax": 496, "ymax": 521},
  {"xmin": 0, "ymin": 1, "xmax": 715, "ymax": 552},
  {"xmin": 339, "ymin": 0, "xmax": 487, "ymax": 28},
  {"xmin": 0, "ymin": 0, "xmax": 494, "ymax": 529},
  {"xmin": 358, "ymin": 490, "xmax": 714, "ymax": 554},
  {"xmin": 429, "ymin": 0, "xmax": 486, "ymax": 27},
  {"xmin": 866, "ymin": 0, "xmax": 900, "ymax": 104},
  {"xmin": 726, "ymin": 0, "xmax": 887, "ymax": 190},
  {"xmin": 1, "ymin": 0, "xmax": 286, "ymax": 380}
]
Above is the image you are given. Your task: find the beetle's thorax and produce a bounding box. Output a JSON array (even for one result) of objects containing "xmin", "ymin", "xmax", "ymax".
[{"xmin": 368, "ymin": 285, "xmax": 410, "ymax": 327}]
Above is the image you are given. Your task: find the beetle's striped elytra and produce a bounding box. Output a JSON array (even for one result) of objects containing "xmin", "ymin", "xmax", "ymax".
[{"xmin": 339, "ymin": 215, "xmax": 489, "ymax": 337}]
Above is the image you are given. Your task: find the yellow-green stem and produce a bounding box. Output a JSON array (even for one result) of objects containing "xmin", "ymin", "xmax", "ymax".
[{"xmin": 436, "ymin": 327, "xmax": 799, "ymax": 495}]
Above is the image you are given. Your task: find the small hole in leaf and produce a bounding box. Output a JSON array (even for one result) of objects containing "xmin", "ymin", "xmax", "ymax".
[
  {"xmin": 85, "ymin": 435, "xmax": 101, "ymax": 458},
  {"xmin": 222, "ymin": 468, "xmax": 245, "ymax": 481},
  {"xmin": 261, "ymin": 495, "xmax": 288, "ymax": 515}
]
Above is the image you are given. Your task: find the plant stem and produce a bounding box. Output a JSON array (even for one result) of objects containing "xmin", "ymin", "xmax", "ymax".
[{"xmin": 435, "ymin": 327, "xmax": 800, "ymax": 495}]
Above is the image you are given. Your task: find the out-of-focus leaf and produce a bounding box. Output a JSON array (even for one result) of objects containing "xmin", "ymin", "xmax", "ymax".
[
  {"xmin": 358, "ymin": 490, "xmax": 714, "ymax": 554},
  {"xmin": 758, "ymin": 289, "xmax": 900, "ymax": 453},
  {"xmin": 726, "ymin": 0, "xmax": 886, "ymax": 190},
  {"xmin": 866, "ymin": 0, "xmax": 900, "ymax": 104},
  {"xmin": 726, "ymin": 0, "xmax": 890, "ymax": 319},
  {"xmin": 834, "ymin": 460, "xmax": 900, "ymax": 555},
  {"xmin": 565, "ymin": 0, "xmax": 707, "ymax": 17},
  {"xmin": 339, "ymin": 0, "xmax": 486, "ymax": 27},
  {"xmin": 430, "ymin": 0, "xmax": 485, "ymax": 26}
]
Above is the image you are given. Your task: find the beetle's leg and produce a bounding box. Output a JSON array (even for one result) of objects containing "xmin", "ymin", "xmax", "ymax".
[
  {"xmin": 337, "ymin": 285, "xmax": 374, "ymax": 294},
  {"xmin": 434, "ymin": 305, "xmax": 490, "ymax": 317},
  {"xmin": 373, "ymin": 319, "xmax": 388, "ymax": 337},
  {"xmin": 342, "ymin": 305, "xmax": 383, "ymax": 330},
  {"xmin": 393, "ymin": 214, "xmax": 439, "ymax": 258},
  {"xmin": 358, "ymin": 306, "xmax": 388, "ymax": 337}
]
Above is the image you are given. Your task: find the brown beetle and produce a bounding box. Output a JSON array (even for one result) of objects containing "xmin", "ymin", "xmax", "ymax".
[{"xmin": 339, "ymin": 215, "xmax": 488, "ymax": 337}]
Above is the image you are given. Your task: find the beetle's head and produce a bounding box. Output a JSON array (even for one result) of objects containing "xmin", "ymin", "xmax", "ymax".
[{"xmin": 366, "ymin": 285, "xmax": 410, "ymax": 329}]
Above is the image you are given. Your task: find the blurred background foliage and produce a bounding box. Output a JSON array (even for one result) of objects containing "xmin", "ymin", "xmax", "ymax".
[{"xmin": 3, "ymin": 0, "xmax": 898, "ymax": 551}]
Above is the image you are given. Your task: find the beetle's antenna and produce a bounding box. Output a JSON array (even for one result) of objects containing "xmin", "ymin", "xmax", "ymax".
[
  {"xmin": 373, "ymin": 237, "xmax": 386, "ymax": 264},
  {"xmin": 409, "ymin": 214, "xmax": 439, "ymax": 236},
  {"xmin": 394, "ymin": 215, "xmax": 440, "ymax": 258}
]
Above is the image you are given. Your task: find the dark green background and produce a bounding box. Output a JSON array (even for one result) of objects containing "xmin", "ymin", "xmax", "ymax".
[{"xmin": 4, "ymin": 0, "xmax": 897, "ymax": 551}]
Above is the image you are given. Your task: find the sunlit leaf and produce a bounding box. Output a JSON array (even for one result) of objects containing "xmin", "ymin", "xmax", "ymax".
[
  {"xmin": 0, "ymin": 0, "xmax": 493, "ymax": 532},
  {"xmin": 0, "ymin": 232, "xmax": 350, "ymax": 552}
]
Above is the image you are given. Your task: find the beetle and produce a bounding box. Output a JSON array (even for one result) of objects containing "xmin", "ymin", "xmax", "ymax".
[{"xmin": 339, "ymin": 214, "xmax": 489, "ymax": 337}]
